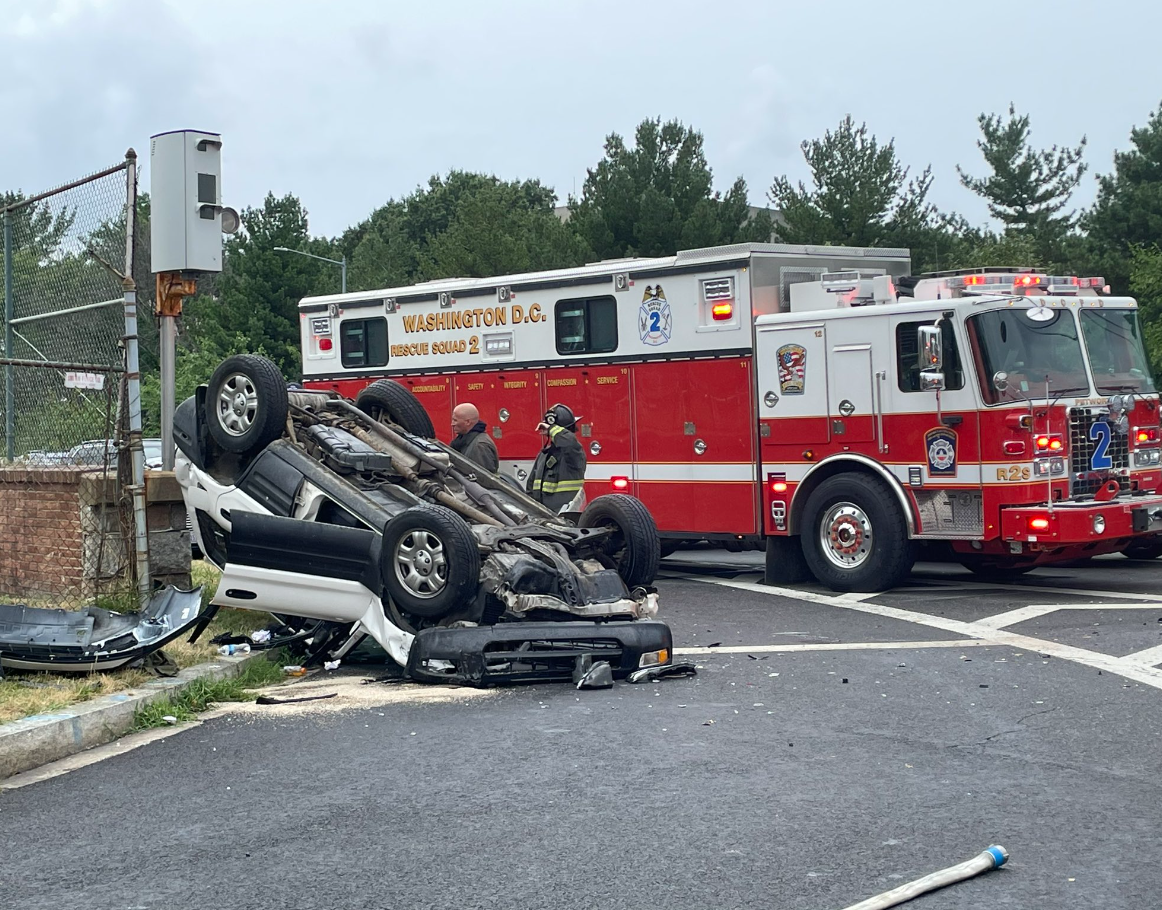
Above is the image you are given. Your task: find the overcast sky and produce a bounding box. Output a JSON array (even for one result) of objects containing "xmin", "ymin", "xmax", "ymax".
[{"xmin": 3, "ymin": 0, "xmax": 1160, "ymax": 240}]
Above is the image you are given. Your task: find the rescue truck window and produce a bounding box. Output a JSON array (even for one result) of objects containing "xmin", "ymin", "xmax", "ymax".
[
  {"xmin": 340, "ymin": 317, "xmax": 389, "ymax": 369},
  {"xmin": 895, "ymin": 321, "xmax": 964, "ymax": 392},
  {"xmin": 554, "ymin": 296, "xmax": 617, "ymax": 355}
]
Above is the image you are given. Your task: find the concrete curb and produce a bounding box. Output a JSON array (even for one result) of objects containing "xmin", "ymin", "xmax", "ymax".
[{"xmin": 0, "ymin": 651, "xmax": 264, "ymax": 780}]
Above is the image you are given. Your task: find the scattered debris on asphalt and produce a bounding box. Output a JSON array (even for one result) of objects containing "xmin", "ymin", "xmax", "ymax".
[
  {"xmin": 256, "ymin": 693, "xmax": 338, "ymax": 706},
  {"xmin": 627, "ymin": 662, "xmax": 698, "ymax": 683},
  {"xmin": 573, "ymin": 656, "xmax": 614, "ymax": 689}
]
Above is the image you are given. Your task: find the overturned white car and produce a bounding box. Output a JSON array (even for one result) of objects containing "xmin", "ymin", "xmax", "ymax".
[{"xmin": 176, "ymin": 355, "xmax": 671, "ymax": 685}]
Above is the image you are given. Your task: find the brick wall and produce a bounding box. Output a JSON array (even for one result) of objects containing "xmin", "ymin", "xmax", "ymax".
[
  {"xmin": 0, "ymin": 467, "xmax": 190, "ymax": 605},
  {"xmin": 0, "ymin": 467, "xmax": 87, "ymax": 602}
]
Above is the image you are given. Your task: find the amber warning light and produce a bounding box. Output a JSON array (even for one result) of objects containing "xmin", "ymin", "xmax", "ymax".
[{"xmin": 711, "ymin": 302, "xmax": 733, "ymax": 321}]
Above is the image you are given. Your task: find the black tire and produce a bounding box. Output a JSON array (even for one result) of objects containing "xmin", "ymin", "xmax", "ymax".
[
  {"xmin": 356, "ymin": 380, "xmax": 435, "ymax": 438},
  {"xmin": 578, "ymin": 494, "xmax": 660, "ymax": 588},
  {"xmin": 380, "ymin": 505, "xmax": 480, "ymax": 618},
  {"xmin": 1122, "ymin": 538, "xmax": 1162, "ymax": 561},
  {"xmin": 958, "ymin": 558, "xmax": 1036, "ymax": 577},
  {"xmin": 764, "ymin": 534, "xmax": 811, "ymax": 585},
  {"xmin": 205, "ymin": 355, "xmax": 288, "ymax": 455},
  {"xmin": 800, "ymin": 474, "xmax": 915, "ymax": 592}
]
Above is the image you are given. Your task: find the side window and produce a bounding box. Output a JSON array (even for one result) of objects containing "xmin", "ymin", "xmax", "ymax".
[
  {"xmin": 555, "ymin": 296, "xmax": 617, "ymax": 355},
  {"xmin": 896, "ymin": 320, "xmax": 965, "ymax": 392},
  {"xmin": 340, "ymin": 318, "xmax": 389, "ymax": 369}
]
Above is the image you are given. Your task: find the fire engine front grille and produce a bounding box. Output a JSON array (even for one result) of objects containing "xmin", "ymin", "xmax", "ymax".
[{"xmin": 1069, "ymin": 408, "xmax": 1130, "ymax": 496}]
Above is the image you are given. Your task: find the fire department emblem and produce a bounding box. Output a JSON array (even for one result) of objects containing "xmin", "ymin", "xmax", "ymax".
[
  {"xmin": 776, "ymin": 344, "xmax": 806, "ymax": 394},
  {"xmin": 638, "ymin": 284, "xmax": 672, "ymax": 347},
  {"xmin": 925, "ymin": 427, "xmax": 958, "ymax": 476}
]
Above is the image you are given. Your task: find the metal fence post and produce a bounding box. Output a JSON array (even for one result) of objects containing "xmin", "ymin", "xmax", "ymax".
[
  {"xmin": 3, "ymin": 208, "xmax": 13, "ymax": 461},
  {"xmin": 122, "ymin": 150, "xmax": 151, "ymax": 603}
]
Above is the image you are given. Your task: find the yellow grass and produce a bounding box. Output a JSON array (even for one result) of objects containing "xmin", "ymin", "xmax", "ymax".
[{"xmin": 0, "ymin": 560, "xmax": 271, "ymax": 725}]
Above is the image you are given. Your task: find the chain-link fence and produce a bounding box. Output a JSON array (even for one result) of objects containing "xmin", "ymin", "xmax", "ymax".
[{"xmin": 0, "ymin": 156, "xmax": 142, "ymax": 608}]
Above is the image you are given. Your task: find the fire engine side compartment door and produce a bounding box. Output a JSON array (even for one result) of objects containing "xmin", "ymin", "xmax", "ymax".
[
  {"xmin": 395, "ymin": 377, "xmax": 453, "ymax": 443},
  {"xmin": 755, "ymin": 323, "xmax": 829, "ymax": 444},
  {"xmin": 454, "ymin": 370, "xmax": 544, "ymax": 487},
  {"xmin": 827, "ymin": 344, "xmax": 876, "ymax": 443}
]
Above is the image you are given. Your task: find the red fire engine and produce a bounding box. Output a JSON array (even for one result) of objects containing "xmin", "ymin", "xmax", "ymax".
[{"xmin": 299, "ymin": 245, "xmax": 1162, "ymax": 591}]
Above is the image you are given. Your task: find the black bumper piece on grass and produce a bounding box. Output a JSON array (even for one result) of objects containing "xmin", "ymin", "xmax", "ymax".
[{"xmin": 405, "ymin": 620, "xmax": 673, "ymax": 687}]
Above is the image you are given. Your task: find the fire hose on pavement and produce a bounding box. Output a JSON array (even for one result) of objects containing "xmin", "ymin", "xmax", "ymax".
[{"xmin": 838, "ymin": 845, "xmax": 1008, "ymax": 910}]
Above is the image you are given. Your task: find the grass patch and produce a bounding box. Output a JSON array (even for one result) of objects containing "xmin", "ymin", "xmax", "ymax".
[
  {"xmin": 0, "ymin": 560, "xmax": 277, "ymax": 726},
  {"xmin": 133, "ymin": 653, "xmax": 288, "ymax": 730}
]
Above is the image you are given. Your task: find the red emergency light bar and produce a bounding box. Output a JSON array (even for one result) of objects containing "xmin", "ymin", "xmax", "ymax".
[
  {"xmin": 611, "ymin": 476, "xmax": 629, "ymax": 491},
  {"xmin": 1014, "ymin": 274, "xmax": 1044, "ymax": 288},
  {"xmin": 1136, "ymin": 428, "xmax": 1160, "ymax": 444},
  {"xmin": 1034, "ymin": 434, "xmax": 1063, "ymax": 453},
  {"xmin": 711, "ymin": 302, "xmax": 734, "ymax": 321},
  {"xmin": 1028, "ymin": 516, "xmax": 1051, "ymax": 532}
]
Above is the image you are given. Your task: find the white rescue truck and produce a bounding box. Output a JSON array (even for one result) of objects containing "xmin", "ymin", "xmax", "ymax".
[{"xmin": 299, "ymin": 246, "xmax": 1162, "ymax": 591}]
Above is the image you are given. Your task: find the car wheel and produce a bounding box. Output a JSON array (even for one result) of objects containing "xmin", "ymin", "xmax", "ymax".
[
  {"xmin": 578, "ymin": 494, "xmax": 660, "ymax": 588},
  {"xmin": 355, "ymin": 380, "xmax": 435, "ymax": 438},
  {"xmin": 800, "ymin": 475, "xmax": 915, "ymax": 592},
  {"xmin": 205, "ymin": 354, "xmax": 289, "ymax": 455},
  {"xmin": 380, "ymin": 505, "xmax": 480, "ymax": 618},
  {"xmin": 1122, "ymin": 538, "xmax": 1162, "ymax": 560}
]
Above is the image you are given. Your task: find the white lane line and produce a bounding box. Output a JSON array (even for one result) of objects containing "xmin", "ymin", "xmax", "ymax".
[
  {"xmin": 974, "ymin": 605, "xmax": 1061, "ymax": 630},
  {"xmin": 1121, "ymin": 643, "xmax": 1162, "ymax": 667},
  {"xmin": 913, "ymin": 576, "xmax": 1162, "ymax": 603},
  {"xmin": 1026, "ymin": 603, "xmax": 1162, "ymax": 611},
  {"xmin": 675, "ymin": 639, "xmax": 994, "ymax": 656},
  {"xmin": 697, "ymin": 577, "xmax": 1162, "ymax": 691}
]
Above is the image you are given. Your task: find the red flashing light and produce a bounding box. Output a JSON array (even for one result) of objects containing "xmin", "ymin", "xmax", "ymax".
[
  {"xmin": 1137, "ymin": 428, "xmax": 1160, "ymax": 444},
  {"xmin": 963, "ymin": 275, "xmax": 987, "ymax": 286},
  {"xmin": 1035, "ymin": 434, "xmax": 1051, "ymax": 450},
  {"xmin": 611, "ymin": 476, "xmax": 629, "ymax": 491},
  {"xmin": 771, "ymin": 480, "xmax": 788, "ymax": 494},
  {"xmin": 1028, "ymin": 516, "xmax": 1051, "ymax": 532},
  {"xmin": 1048, "ymin": 438, "xmax": 1063, "ymax": 452},
  {"xmin": 711, "ymin": 302, "xmax": 734, "ymax": 321},
  {"xmin": 1014, "ymin": 274, "xmax": 1043, "ymax": 288},
  {"xmin": 318, "ymin": 338, "xmax": 333, "ymax": 351}
]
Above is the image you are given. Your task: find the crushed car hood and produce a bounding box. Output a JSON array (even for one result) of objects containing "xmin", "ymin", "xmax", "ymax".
[{"xmin": 0, "ymin": 586, "xmax": 206, "ymax": 673}]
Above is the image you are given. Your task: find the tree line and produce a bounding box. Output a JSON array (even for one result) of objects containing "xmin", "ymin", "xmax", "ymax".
[{"xmin": 7, "ymin": 102, "xmax": 1162, "ymax": 433}]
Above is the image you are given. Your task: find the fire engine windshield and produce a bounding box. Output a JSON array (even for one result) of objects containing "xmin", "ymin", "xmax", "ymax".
[
  {"xmin": 1079, "ymin": 308, "xmax": 1157, "ymax": 395},
  {"xmin": 967, "ymin": 308, "xmax": 1089, "ymax": 404}
]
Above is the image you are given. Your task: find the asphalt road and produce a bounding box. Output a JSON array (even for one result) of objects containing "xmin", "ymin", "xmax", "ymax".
[{"xmin": 4, "ymin": 553, "xmax": 1162, "ymax": 910}]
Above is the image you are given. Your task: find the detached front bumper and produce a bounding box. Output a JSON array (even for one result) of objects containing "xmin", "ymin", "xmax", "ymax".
[
  {"xmin": 1000, "ymin": 495, "xmax": 1162, "ymax": 547},
  {"xmin": 405, "ymin": 620, "xmax": 673, "ymax": 687}
]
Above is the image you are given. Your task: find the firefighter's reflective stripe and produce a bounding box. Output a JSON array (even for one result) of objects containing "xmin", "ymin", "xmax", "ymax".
[
  {"xmin": 548, "ymin": 425, "xmax": 567, "ymax": 440},
  {"xmin": 530, "ymin": 477, "xmax": 585, "ymax": 493}
]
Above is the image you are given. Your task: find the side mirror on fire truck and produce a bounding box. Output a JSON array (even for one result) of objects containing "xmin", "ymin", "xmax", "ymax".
[{"xmin": 918, "ymin": 324, "xmax": 945, "ymax": 391}]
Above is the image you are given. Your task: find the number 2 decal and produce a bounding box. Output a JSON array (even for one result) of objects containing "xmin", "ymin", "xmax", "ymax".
[
  {"xmin": 1090, "ymin": 421, "xmax": 1112, "ymax": 470},
  {"xmin": 648, "ymin": 311, "xmax": 661, "ymax": 334}
]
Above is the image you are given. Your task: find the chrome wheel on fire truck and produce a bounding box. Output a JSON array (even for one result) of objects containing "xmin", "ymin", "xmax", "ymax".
[
  {"xmin": 818, "ymin": 502, "xmax": 873, "ymax": 569},
  {"xmin": 800, "ymin": 474, "xmax": 915, "ymax": 593}
]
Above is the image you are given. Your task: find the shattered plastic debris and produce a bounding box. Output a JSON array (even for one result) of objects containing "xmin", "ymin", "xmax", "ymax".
[
  {"xmin": 627, "ymin": 662, "xmax": 698, "ymax": 684},
  {"xmin": 576, "ymin": 662, "xmax": 614, "ymax": 690}
]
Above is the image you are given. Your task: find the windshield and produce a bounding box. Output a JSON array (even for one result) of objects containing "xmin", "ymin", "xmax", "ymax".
[
  {"xmin": 1080, "ymin": 308, "xmax": 1157, "ymax": 395},
  {"xmin": 967, "ymin": 308, "xmax": 1090, "ymax": 404}
]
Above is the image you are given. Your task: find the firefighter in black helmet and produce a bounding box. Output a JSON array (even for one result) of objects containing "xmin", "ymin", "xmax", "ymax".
[{"xmin": 527, "ymin": 403, "xmax": 587, "ymax": 513}]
